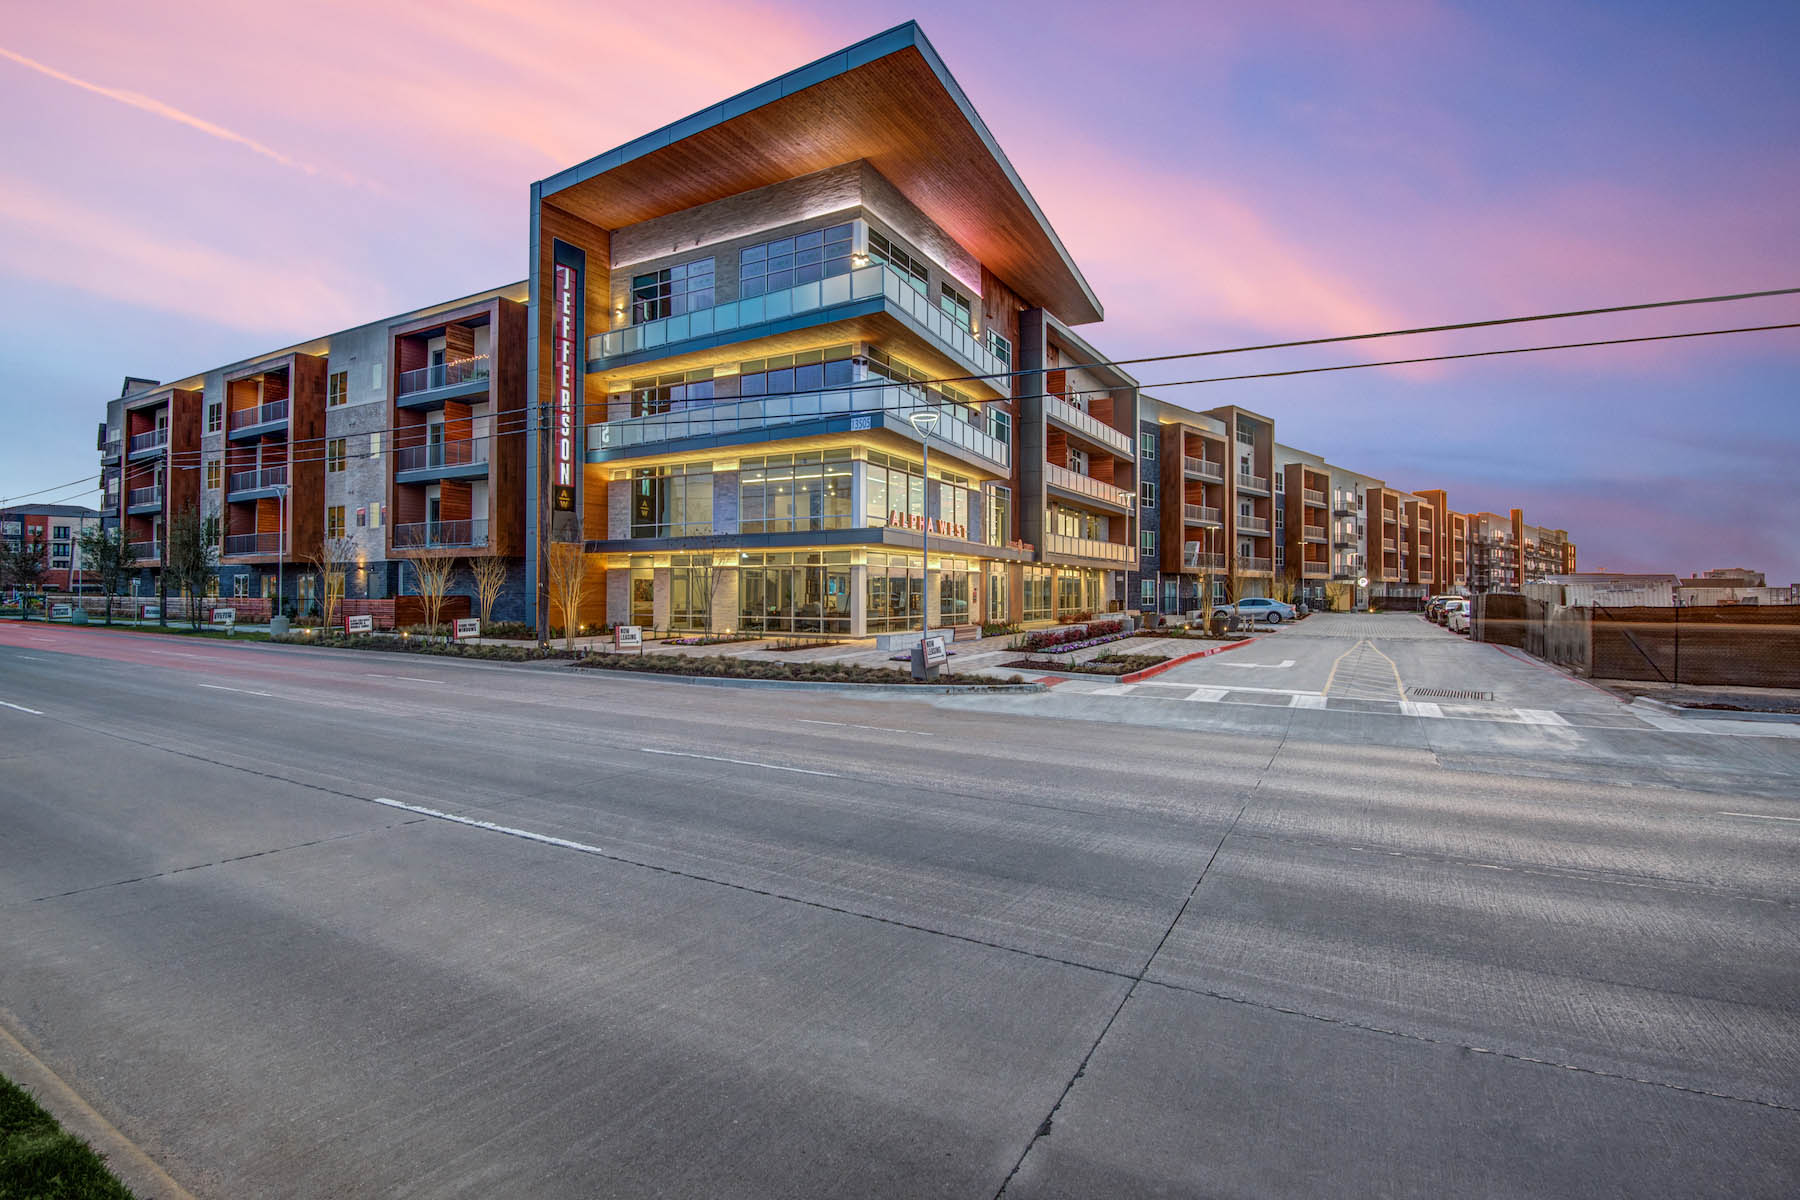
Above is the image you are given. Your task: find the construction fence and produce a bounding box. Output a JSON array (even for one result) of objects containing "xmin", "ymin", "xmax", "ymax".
[{"xmin": 1473, "ymin": 594, "xmax": 1800, "ymax": 688}]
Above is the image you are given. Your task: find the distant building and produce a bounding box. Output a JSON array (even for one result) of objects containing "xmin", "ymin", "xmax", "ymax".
[{"xmin": 0, "ymin": 503, "xmax": 105, "ymax": 591}]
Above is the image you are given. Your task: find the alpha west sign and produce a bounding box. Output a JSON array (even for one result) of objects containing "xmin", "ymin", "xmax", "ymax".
[
  {"xmin": 887, "ymin": 510, "xmax": 967, "ymax": 541},
  {"xmin": 551, "ymin": 261, "xmax": 578, "ymax": 512}
]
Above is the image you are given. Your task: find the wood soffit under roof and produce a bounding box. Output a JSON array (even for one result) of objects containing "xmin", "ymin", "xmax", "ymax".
[{"xmin": 540, "ymin": 34, "xmax": 1101, "ymax": 326}]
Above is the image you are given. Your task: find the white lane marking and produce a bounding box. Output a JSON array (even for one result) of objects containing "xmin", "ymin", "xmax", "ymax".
[
  {"xmin": 371, "ymin": 797, "xmax": 608, "ymax": 854},
  {"xmin": 1514, "ymin": 708, "xmax": 1569, "ymax": 726},
  {"xmin": 0, "ymin": 699, "xmax": 44, "ymax": 715},
  {"xmin": 796, "ymin": 718, "xmax": 933, "ymax": 737},
  {"xmin": 1220, "ymin": 659, "xmax": 1296, "ymax": 670},
  {"xmin": 197, "ymin": 683, "xmax": 275, "ymax": 697},
  {"xmin": 1718, "ymin": 811, "xmax": 1800, "ymax": 823},
  {"xmin": 16, "ymin": 655, "xmax": 45, "ymax": 661},
  {"xmin": 363, "ymin": 673, "xmax": 436, "ymax": 683},
  {"xmin": 1401, "ymin": 700, "xmax": 1445, "ymax": 719},
  {"xmin": 1290, "ymin": 694, "xmax": 1327, "ymax": 710},
  {"xmin": 640, "ymin": 748, "xmax": 840, "ymax": 777},
  {"xmin": 1089, "ymin": 684, "xmax": 1137, "ymax": 696},
  {"xmin": 1183, "ymin": 687, "xmax": 1229, "ymax": 703}
]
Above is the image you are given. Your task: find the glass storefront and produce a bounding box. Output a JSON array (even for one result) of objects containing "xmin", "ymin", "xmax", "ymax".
[
  {"xmin": 629, "ymin": 556, "xmax": 654, "ymax": 626},
  {"xmin": 866, "ymin": 552, "xmax": 923, "ymax": 633},
  {"xmin": 669, "ymin": 554, "xmax": 713, "ymax": 630},
  {"xmin": 987, "ymin": 564, "xmax": 1009, "ymax": 623},
  {"xmin": 739, "ymin": 551, "xmax": 852, "ymax": 633},
  {"xmin": 740, "ymin": 451, "xmax": 853, "ymax": 534},
  {"xmin": 1023, "ymin": 565, "xmax": 1052, "ymax": 622}
]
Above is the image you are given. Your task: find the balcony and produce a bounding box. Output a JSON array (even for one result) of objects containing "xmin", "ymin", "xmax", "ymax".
[
  {"xmin": 128, "ymin": 540, "xmax": 160, "ymax": 561},
  {"xmin": 1183, "ymin": 503, "xmax": 1221, "ymax": 526},
  {"xmin": 127, "ymin": 429, "xmax": 168, "ymax": 461},
  {"xmin": 1045, "ymin": 394, "xmax": 1134, "ymax": 457},
  {"xmin": 1383, "ymin": 511, "xmax": 1398, "ymax": 524},
  {"xmin": 1044, "ymin": 462, "xmax": 1132, "ymax": 512},
  {"xmin": 397, "ymin": 355, "xmax": 491, "ymax": 409},
  {"xmin": 1183, "ymin": 456, "xmax": 1224, "ymax": 482},
  {"xmin": 1302, "ymin": 524, "xmax": 1327, "ymax": 542},
  {"xmin": 1383, "ymin": 538, "xmax": 1398, "ymax": 551},
  {"xmin": 591, "ymin": 382, "xmax": 1009, "ymax": 472},
  {"xmin": 1236, "ymin": 472, "xmax": 1269, "ymax": 494},
  {"xmin": 228, "ymin": 398, "xmax": 290, "ymax": 440},
  {"xmin": 1042, "ymin": 532, "xmax": 1133, "ymax": 565},
  {"xmin": 224, "ymin": 532, "xmax": 284, "ymax": 558},
  {"xmin": 101, "ymin": 439, "xmax": 121, "ymax": 461},
  {"xmin": 395, "ymin": 437, "xmax": 491, "ymax": 484},
  {"xmin": 394, "ymin": 519, "xmax": 489, "ymax": 550},
  {"xmin": 1333, "ymin": 533, "xmax": 1360, "ymax": 549},
  {"xmin": 227, "ymin": 465, "xmax": 288, "ymax": 499},
  {"xmin": 1302, "ymin": 558, "xmax": 1331, "ymax": 577},
  {"xmin": 1181, "ymin": 543, "xmax": 1225, "ymax": 570},
  {"xmin": 1333, "ymin": 500, "xmax": 1360, "ymax": 516},
  {"xmin": 1237, "ymin": 555, "xmax": 1273, "ymax": 574},
  {"xmin": 126, "ymin": 485, "xmax": 163, "ymax": 514},
  {"xmin": 1302, "ymin": 488, "xmax": 1326, "ymax": 506},
  {"xmin": 1236, "ymin": 515, "xmax": 1270, "ymax": 534},
  {"xmin": 590, "ymin": 261, "xmax": 1011, "ymax": 394}
]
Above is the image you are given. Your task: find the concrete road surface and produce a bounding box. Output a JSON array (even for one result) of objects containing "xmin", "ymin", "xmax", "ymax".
[{"xmin": 1, "ymin": 615, "xmax": 1796, "ymax": 1198}]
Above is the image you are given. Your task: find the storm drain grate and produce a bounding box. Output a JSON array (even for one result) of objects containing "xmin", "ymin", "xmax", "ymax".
[{"xmin": 1409, "ymin": 687, "xmax": 1493, "ymax": 701}]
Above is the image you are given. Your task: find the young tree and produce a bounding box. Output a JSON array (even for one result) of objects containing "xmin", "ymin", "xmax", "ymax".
[
  {"xmin": 76, "ymin": 526, "xmax": 137, "ymax": 625},
  {"xmin": 4, "ymin": 530, "xmax": 49, "ymax": 615},
  {"xmin": 545, "ymin": 541, "xmax": 590, "ymax": 651},
  {"xmin": 470, "ymin": 555, "xmax": 508, "ymax": 631},
  {"xmin": 410, "ymin": 550, "xmax": 458, "ymax": 638},
  {"xmin": 304, "ymin": 536, "xmax": 356, "ymax": 633},
  {"xmin": 164, "ymin": 504, "xmax": 220, "ymax": 629}
]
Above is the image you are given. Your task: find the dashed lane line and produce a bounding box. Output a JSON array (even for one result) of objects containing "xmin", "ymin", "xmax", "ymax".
[
  {"xmin": 197, "ymin": 683, "xmax": 274, "ymax": 698},
  {"xmin": 639, "ymin": 748, "xmax": 841, "ymax": 777},
  {"xmin": 0, "ymin": 699, "xmax": 44, "ymax": 715}
]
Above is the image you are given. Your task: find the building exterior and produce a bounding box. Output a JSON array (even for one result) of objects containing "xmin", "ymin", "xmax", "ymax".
[
  {"xmin": 0, "ymin": 504, "xmax": 104, "ymax": 592},
  {"xmin": 84, "ymin": 21, "xmax": 1577, "ymax": 631}
]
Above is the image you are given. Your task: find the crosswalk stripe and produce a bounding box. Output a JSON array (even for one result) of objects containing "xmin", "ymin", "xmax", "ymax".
[
  {"xmin": 1183, "ymin": 686, "xmax": 1228, "ymax": 703},
  {"xmin": 1290, "ymin": 694, "xmax": 1327, "ymax": 709},
  {"xmin": 1400, "ymin": 700, "xmax": 1444, "ymax": 718},
  {"xmin": 1514, "ymin": 708, "xmax": 1570, "ymax": 726}
]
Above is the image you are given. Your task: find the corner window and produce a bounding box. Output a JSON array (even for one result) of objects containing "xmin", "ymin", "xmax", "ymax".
[
  {"xmin": 867, "ymin": 230, "xmax": 928, "ymax": 295},
  {"xmin": 739, "ymin": 224, "xmax": 853, "ymax": 297},
  {"xmin": 939, "ymin": 284, "xmax": 972, "ymax": 332},
  {"xmin": 986, "ymin": 329, "xmax": 1012, "ymax": 366},
  {"xmin": 631, "ymin": 259, "xmax": 715, "ymax": 323}
]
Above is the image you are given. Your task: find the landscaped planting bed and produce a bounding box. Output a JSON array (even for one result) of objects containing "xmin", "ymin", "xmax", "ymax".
[
  {"xmin": 1008, "ymin": 620, "xmax": 1134, "ymax": 655},
  {"xmin": 999, "ymin": 652, "xmax": 1169, "ymax": 676},
  {"xmin": 574, "ymin": 652, "xmax": 1022, "ymax": 685},
  {"xmin": 272, "ymin": 633, "xmax": 579, "ymax": 661}
]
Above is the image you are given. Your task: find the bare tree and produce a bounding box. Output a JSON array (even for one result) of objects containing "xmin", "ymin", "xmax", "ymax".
[
  {"xmin": 470, "ymin": 555, "xmax": 508, "ymax": 631},
  {"xmin": 76, "ymin": 526, "xmax": 137, "ymax": 625},
  {"xmin": 410, "ymin": 550, "xmax": 458, "ymax": 638},
  {"xmin": 165, "ymin": 504, "xmax": 220, "ymax": 630},
  {"xmin": 545, "ymin": 541, "xmax": 589, "ymax": 651},
  {"xmin": 305, "ymin": 536, "xmax": 356, "ymax": 633}
]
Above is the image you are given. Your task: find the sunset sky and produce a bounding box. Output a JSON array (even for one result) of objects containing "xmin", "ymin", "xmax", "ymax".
[{"xmin": 2, "ymin": 0, "xmax": 1795, "ymax": 578}]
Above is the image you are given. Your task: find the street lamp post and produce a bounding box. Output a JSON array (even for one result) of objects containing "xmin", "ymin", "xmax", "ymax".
[
  {"xmin": 906, "ymin": 407, "xmax": 940, "ymax": 678},
  {"xmin": 273, "ymin": 483, "xmax": 289, "ymax": 633}
]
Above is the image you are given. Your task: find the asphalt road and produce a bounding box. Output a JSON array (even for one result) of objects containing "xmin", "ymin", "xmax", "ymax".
[{"xmin": 1, "ymin": 617, "xmax": 1796, "ymax": 1198}]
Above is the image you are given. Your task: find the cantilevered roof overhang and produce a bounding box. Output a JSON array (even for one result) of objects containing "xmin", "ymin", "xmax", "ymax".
[{"xmin": 535, "ymin": 21, "xmax": 1102, "ymax": 326}]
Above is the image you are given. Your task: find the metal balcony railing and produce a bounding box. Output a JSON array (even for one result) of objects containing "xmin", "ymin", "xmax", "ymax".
[
  {"xmin": 1383, "ymin": 538, "xmax": 1398, "ymax": 551},
  {"xmin": 230, "ymin": 398, "xmax": 289, "ymax": 430},
  {"xmin": 128, "ymin": 429, "xmax": 167, "ymax": 453},
  {"xmin": 1183, "ymin": 456, "xmax": 1224, "ymax": 482},
  {"xmin": 228, "ymin": 465, "xmax": 288, "ymax": 494},
  {"xmin": 224, "ymin": 532, "xmax": 284, "ymax": 556},
  {"xmin": 394, "ymin": 519, "xmax": 489, "ymax": 549},
  {"xmin": 395, "ymin": 437, "xmax": 490, "ymax": 473},
  {"xmin": 1237, "ymin": 472, "xmax": 1269, "ymax": 493},
  {"xmin": 1042, "ymin": 533, "xmax": 1133, "ymax": 564},
  {"xmin": 126, "ymin": 485, "xmax": 162, "ymax": 509},
  {"xmin": 1383, "ymin": 511, "xmax": 1398, "ymax": 523},
  {"xmin": 128, "ymin": 540, "xmax": 160, "ymax": 560},
  {"xmin": 1182, "ymin": 543, "xmax": 1226, "ymax": 570},
  {"xmin": 1302, "ymin": 488, "xmax": 1326, "ymax": 506},
  {"xmin": 1333, "ymin": 500, "xmax": 1360, "ymax": 515},
  {"xmin": 1043, "ymin": 462, "xmax": 1132, "ymax": 509},
  {"xmin": 1236, "ymin": 515, "xmax": 1270, "ymax": 534},
  {"xmin": 1237, "ymin": 555, "xmax": 1272, "ymax": 573},
  {"xmin": 1183, "ymin": 503, "xmax": 1221, "ymax": 525},
  {"xmin": 1302, "ymin": 524, "xmax": 1327, "ymax": 541},
  {"xmin": 101, "ymin": 440, "xmax": 121, "ymax": 459},
  {"xmin": 398, "ymin": 355, "xmax": 490, "ymax": 398},
  {"xmin": 1044, "ymin": 394, "xmax": 1134, "ymax": 457}
]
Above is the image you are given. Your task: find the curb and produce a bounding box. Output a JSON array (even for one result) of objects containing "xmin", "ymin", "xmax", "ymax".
[
  {"xmin": 1628, "ymin": 696, "xmax": 1800, "ymax": 724},
  {"xmin": 1119, "ymin": 637, "xmax": 1257, "ymax": 683},
  {"xmin": 567, "ymin": 663, "xmax": 1047, "ymax": 694}
]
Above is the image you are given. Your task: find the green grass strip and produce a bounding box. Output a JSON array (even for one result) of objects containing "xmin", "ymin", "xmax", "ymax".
[{"xmin": 0, "ymin": 1072, "xmax": 135, "ymax": 1199}]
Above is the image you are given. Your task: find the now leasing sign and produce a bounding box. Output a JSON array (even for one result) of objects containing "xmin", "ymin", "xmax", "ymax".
[
  {"xmin": 346, "ymin": 614, "xmax": 373, "ymax": 634},
  {"xmin": 453, "ymin": 617, "xmax": 481, "ymax": 640}
]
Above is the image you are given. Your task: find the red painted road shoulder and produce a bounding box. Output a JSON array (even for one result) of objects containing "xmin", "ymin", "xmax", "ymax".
[{"xmin": 1120, "ymin": 637, "xmax": 1257, "ymax": 684}]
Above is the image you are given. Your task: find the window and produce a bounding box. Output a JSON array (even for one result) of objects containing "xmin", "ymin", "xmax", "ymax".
[
  {"xmin": 735, "ymin": 347, "xmax": 852, "ymax": 398},
  {"xmin": 867, "ymin": 230, "xmax": 928, "ymax": 295},
  {"xmin": 205, "ymin": 461, "xmax": 221, "ymax": 491},
  {"xmin": 368, "ymin": 502, "xmax": 381, "ymax": 528},
  {"xmin": 984, "ymin": 484, "xmax": 1012, "ymax": 547},
  {"xmin": 740, "ymin": 451, "xmax": 852, "ymax": 535},
  {"xmin": 739, "ymin": 224, "xmax": 853, "ymax": 297},
  {"xmin": 326, "ymin": 505, "xmax": 345, "ymax": 539},
  {"xmin": 741, "ymin": 550, "xmax": 853, "ymax": 634},
  {"xmin": 1141, "ymin": 529, "xmax": 1156, "ymax": 555},
  {"xmin": 631, "ymin": 259, "xmax": 715, "ymax": 323},
  {"xmin": 1141, "ymin": 578, "xmax": 1156, "ymax": 605},
  {"xmin": 629, "ymin": 370, "xmax": 715, "ymax": 417},
  {"xmin": 1140, "ymin": 432, "xmax": 1157, "ymax": 460},
  {"xmin": 328, "ymin": 370, "xmax": 348, "ymax": 407},
  {"xmin": 630, "ymin": 462, "xmax": 714, "ymax": 538},
  {"xmin": 987, "ymin": 565, "xmax": 1009, "ymax": 622},
  {"xmin": 1140, "ymin": 482, "xmax": 1157, "ymax": 508},
  {"xmin": 986, "ymin": 329, "xmax": 1012, "ymax": 367},
  {"xmin": 206, "ymin": 402, "xmax": 222, "ymax": 433},
  {"xmin": 939, "ymin": 283, "xmax": 972, "ymax": 331},
  {"xmin": 1023, "ymin": 565, "xmax": 1052, "ymax": 622},
  {"xmin": 52, "ymin": 525, "xmax": 70, "ymax": 540},
  {"xmin": 327, "ymin": 437, "xmax": 347, "ymax": 473},
  {"xmin": 369, "ymin": 432, "xmax": 382, "ymax": 458},
  {"xmin": 865, "ymin": 552, "xmax": 923, "ymax": 634}
]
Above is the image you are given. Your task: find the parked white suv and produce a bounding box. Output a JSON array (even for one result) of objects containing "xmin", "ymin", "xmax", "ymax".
[{"xmin": 1443, "ymin": 598, "xmax": 1471, "ymax": 633}]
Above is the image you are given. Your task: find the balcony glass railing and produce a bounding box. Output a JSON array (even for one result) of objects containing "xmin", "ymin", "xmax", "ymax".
[
  {"xmin": 128, "ymin": 540, "xmax": 160, "ymax": 560},
  {"xmin": 224, "ymin": 532, "xmax": 284, "ymax": 557},
  {"xmin": 1181, "ymin": 544, "xmax": 1226, "ymax": 570},
  {"xmin": 1183, "ymin": 456, "xmax": 1224, "ymax": 481},
  {"xmin": 126, "ymin": 485, "xmax": 162, "ymax": 508},
  {"xmin": 1237, "ymin": 472, "xmax": 1269, "ymax": 493},
  {"xmin": 1043, "ymin": 533, "xmax": 1133, "ymax": 564},
  {"xmin": 395, "ymin": 437, "xmax": 490, "ymax": 474},
  {"xmin": 128, "ymin": 429, "xmax": 168, "ymax": 453},
  {"xmin": 101, "ymin": 440, "xmax": 121, "ymax": 459},
  {"xmin": 227, "ymin": 465, "xmax": 288, "ymax": 494},
  {"xmin": 1044, "ymin": 462, "xmax": 1132, "ymax": 509},
  {"xmin": 394, "ymin": 519, "xmax": 489, "ymax": 550},
  {"xmin": 1236, "ymin": 515, "xmax": 1270, "ymax": 534},
  {"xmin": 230, "ymin": 398, "xmax": 289, "ymax": 430},
  {"xmin": 1183, "ymin": 503, "xmax": 1221, "ymax": 525},
  {"xmin": 1044, "ymin": 394, "xmax": 1134, "ymax": 457},
  {"xmin": 1237, "ymin": 556, "xmax": 1273, "ymax": 573},
  {"xmin": 398, "ymin": 355, "xmax": 490, "ymax": 398},
  {"xmin": 590, "ymin": 262, "xmax": 1010, "ymax": 391},
  {"xmin": 591, "ymin": 382, "xmax": 1009, "ymax": 469}
]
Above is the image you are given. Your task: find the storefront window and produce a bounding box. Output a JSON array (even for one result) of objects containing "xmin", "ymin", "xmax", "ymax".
[
  {"xmin": 1057, "ymin": 570, "xmax": 1083, "ymax": 617},
  {"xmin": 669, "ymin": 554, "xmax": 713, "ymax": 630},
  {"xmin": 741, "ymin": 451, "xmax": 853, "ymax": 534},
  {"xmin": 984, "ymin": 485, "xmax": 1011, "ymax": 547},
  {"xmin": 1023, "ymin": 566, "xmax": 1052, "ymax": 622},
  {"xmin": 629, "ymin": 563, "xmax": 654, "ymax": 627},
  {"xmin": 988, "ymin": 566, "xmax": 1009, "ymax": 622},
  {"xmin": 631, "ymin": 463, "xmax": 713, "ymax": 538},
  {"xmin": 739, "ymin": 551, "xmax": 851, "ymax": 634},
  {"xmin": 938, "ymin": 556, "xmax": 973, "ymax": 626},
  {"xmin": 866, "ymin": 552, "xmax": 924, "ymax": 634}
]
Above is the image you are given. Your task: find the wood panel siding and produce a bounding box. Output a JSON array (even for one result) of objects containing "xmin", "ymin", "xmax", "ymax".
[
  {"xmin": 491, "ymin": 298, "xmax": 529, "ymax": 557},
  {"xmin": 167, "ymin": 388, "xmax": 203, "ymax": 522},
  {"xmin": 289, "ymin": 353, "xmax": 327, "ymax": 560}
]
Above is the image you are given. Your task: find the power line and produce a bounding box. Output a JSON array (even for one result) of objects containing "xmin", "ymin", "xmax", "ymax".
[{"xmin": 0, "ymin": 475, "xmax": 102, "ymax": 506}]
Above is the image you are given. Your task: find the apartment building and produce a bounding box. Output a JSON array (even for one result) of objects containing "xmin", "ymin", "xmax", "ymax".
[
  {"xmin": 1466, "ymin": 508, "xmax": 1576, "ymax": 592},
  {"xmin": 97, "ymin": 284, "xmax": 532, "ymax": 615},
  {"xmin": 0, "ymin": 504, "xmax": 103, "ymax": 592}
]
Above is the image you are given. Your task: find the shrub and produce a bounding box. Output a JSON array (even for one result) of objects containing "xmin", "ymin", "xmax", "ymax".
[
  {"xmin": 482, "ymin": 620, "xmax": 535, "ymax": 639},
  {"xmin": 980, "ymin": 622, "xmax": 1020, "ymax": 638}
]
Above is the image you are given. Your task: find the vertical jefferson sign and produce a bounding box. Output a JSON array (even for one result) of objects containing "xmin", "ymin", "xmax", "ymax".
[{"xmin": 551, "ymin": 257, "xmax": 580, "ymax": 514}]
